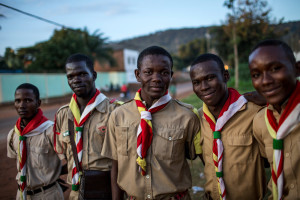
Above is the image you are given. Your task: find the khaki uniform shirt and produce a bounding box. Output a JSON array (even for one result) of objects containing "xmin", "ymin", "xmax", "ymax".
[
  {"xmin": 54, "ymin": 98, "xmax": 117, "ymax": 185},
  {"xmin": 199, "ymin": 102, "xmax": 266, "ymax": 200},
  {"xmin": 101, "ymin": 99, "xmax": 200, "ymax": 200},
  {"xmin": 253, "ymin": 103, "xmax": 300, "ymax": 200},
  {"xmin": 7, "ymin": 124, "xmax": 61, "ymax": 191}
]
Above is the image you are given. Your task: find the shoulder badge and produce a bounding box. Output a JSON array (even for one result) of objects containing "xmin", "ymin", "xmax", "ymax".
[
  {"xmin": 109, "ymin": 98, "xmax": 124, "ymax": 105},
  {"xmin": 174, "ymin": 99, "xmax": 193, "ymax": 109},
  {"xmin": 63, "ymin": 131, "xmax": 70, "ymax": 137}
]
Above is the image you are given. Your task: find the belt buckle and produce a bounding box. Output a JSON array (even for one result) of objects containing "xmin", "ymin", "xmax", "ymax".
[{"xmin": 27, "ymin": 188, "xmax": 41, "ymax": 195}]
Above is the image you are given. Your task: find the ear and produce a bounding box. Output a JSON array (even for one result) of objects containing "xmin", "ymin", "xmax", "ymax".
[
  {"xmin": 135, "ymin": 69, "xmax": 141, "ymax": 83},
  {"xmin": 296, "ymin": 61, "xmax": 300, "ymax": 77},
  {"xmin": 37, "ymin": 99, "xmax": 41, "ymax": 108},
  {"xmin": 93, "ymin": 71, "xmax": 97, "ymax": 81},
  {"xmin": 223, "ymin": 70, "xmax": 230, "ymax": 82},
  {"xmin": 171, "ymin": 70, "xmax": 174, "ymax": 78}
]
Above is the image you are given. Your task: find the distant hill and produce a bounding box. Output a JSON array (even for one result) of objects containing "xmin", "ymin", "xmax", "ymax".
[
  {"xmin": 110, "ymin": 21, "xmax": 300, "ymax": 54},
  {"xmin": 110, "ymin": 26, "xmax": 210, "ymax": 53}
]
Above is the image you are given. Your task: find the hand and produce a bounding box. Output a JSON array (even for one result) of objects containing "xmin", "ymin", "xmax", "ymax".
[{"xmin": 243, "ymin": 91, "xmax": 267, "ymax": 106}]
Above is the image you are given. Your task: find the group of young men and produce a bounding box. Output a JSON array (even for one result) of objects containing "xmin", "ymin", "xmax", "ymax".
[{"xmin": 7, "ymin": 39, "xmax": 299, "ymax": 200}]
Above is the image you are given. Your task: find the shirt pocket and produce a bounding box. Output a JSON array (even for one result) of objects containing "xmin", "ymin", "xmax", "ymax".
[
  {"xmin": 226, "ymin": 135, "xmax": 253, "ymax": 164},
  {"xmin": 29, "ymin": 146, "xmax": 49, "ymax": 169},
  {"xmin": 153, "ymin": 128, "xmax": 185, "ymax": 160},
  {"xmin": 116, "ymin": 126, "xmax": 129, "ymax": 156}
]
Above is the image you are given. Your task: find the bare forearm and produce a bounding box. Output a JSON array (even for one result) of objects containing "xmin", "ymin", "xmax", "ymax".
[{"xmin": 111, "ymin": 160, "xmax": 124, "ymax": 200}]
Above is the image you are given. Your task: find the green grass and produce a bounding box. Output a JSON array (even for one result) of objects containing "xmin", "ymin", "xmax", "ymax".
[
  {"xmin": 181, "ymin": 93, "xmax": 203, "ymax": 109},
  {"xmin": 188, "ymin": 159, "xmax": 205, "ymax": 199}
]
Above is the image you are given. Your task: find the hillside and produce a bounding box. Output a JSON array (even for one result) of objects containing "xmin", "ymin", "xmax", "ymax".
[
  {"xmin": 110, "ymin": 21, "xmax": 300, "ymax": 54},
  {"xmin": 110, "ymin": 26, "xmax": 210, "ymax": 53}
]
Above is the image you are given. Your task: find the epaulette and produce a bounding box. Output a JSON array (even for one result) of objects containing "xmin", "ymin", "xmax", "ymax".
[
  {"xmin": 174, "ymin": 99, "xmax": 200, "ymax": 119},
  {"xmin": 56, "ymin": 104, "xmax": 69, "ymax": 114},
  {"xmin": 174, "ymin": 99, "xmax": 193, "ymax": 109},
  {"xmin": 122, "ymin": 99, "xmax": 134, "ymax": 104},
  {"xmin": 109, "ymin": 98, "xmax": 125, "ymax": 105}
]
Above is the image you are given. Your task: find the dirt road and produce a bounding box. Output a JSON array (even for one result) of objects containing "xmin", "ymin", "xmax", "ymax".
[{"xmin": 0, "ymin": 82, "xmax": 193, "ymax": 199}]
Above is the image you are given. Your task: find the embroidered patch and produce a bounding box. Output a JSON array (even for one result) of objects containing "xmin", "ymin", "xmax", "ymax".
[
  {"xmin": 109, "ymin": 98, "xmax": 116, "ymax": 104},
  {"xmin": 98, "ymin": 126, "xmax": 106, "ymax": 134},
  {"xmin": 63, "ymin": 131, "xmax": 69, "ymax": 137}
]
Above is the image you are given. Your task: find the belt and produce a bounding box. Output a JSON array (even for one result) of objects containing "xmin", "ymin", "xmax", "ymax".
[
  {"xmin": 171, "ymin": 190, "xmax": 188, "ymax": 200},
  {"xmin": 25, "ymin": 182, "xmax": 56, "ymax": 195},
  {"xmin": 128, "ymin": 190, "xmax": 188, "ymax": 200}
]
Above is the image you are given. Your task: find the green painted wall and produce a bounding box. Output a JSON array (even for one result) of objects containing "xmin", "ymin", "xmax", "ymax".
[{"xmin": 0, "ymin": 72, "xmax": 127, "ymax": 103}]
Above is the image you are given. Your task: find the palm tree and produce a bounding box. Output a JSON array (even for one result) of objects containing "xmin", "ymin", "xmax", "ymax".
[{"xmin": 82, "ymin": 27, "xmax": 116, "ymax": 67}]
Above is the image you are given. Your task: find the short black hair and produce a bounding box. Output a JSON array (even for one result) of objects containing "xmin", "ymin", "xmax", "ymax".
[
  {"xmin": 250, "ymin": 39, "xmax": 296, "ymax": 65},
  {"xmin": 190, "ymin": 53, "xmax": 225, "ymax": 73},
  {"xmin": 15, "ymin": 83, "xmax": 40, "ymax": 101},
  {"xmin": 66, "ymin": 53, "xmax": 94, "ymax": 72},
  {"xmin": 137, "ymin": 46, "xmax": 173, "ymax": 69}
]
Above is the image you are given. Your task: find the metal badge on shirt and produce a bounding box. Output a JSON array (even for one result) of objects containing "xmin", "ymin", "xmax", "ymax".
[{"xmin": 63, "ymin": 131, "xmax": 70, "ymax": 137}]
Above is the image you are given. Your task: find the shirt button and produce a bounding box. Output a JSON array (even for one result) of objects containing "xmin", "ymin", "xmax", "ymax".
[
  {"xmin": 147, "ymin": 194, "xmax": 151, "ymax": 198},
  {"xmin": 290, "ymin": 184, "xmax": 295, "ymax": 189},
  {"xmin": 168, "ymin": 136, "xmax": 172, "ymax": 140},
  {"xmin": 286, "ymin": 153, "xmax": 290, "ymax": 157},
  {"xmin": 146, "ymin": 175, "xmax": 150, "ymax": 179}
]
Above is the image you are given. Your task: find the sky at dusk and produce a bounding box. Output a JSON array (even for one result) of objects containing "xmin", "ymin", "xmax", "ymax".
[{"xmin": 0, "ymin": 0, "xmax": 300, "ymax": 55}]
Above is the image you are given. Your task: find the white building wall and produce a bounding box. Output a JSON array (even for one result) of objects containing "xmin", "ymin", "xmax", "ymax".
[{"xmin": 123, "ymin": 49, "xmax": 139, "ymax": 83}]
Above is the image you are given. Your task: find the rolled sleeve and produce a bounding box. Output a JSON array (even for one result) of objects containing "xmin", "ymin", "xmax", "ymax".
[
  {"xmin": 54, "ymin": 113, "xmax": 67, "ymax": 160},
  {"xmin": 7, "ymin": 129, "xmax": 17, "ymax": 159},
  {"xmin": 101, "ymin": 110, "xmax": 118, "ymax": 160}
]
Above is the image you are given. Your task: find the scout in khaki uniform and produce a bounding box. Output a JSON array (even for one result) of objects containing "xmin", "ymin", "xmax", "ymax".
[
  {"xmin": 249, "ymin": 39, "xmax": 300, "ymax": 200},
  {"xmin": 101, "ymin": 46, "xmax": 201, "ymax": 200},
  {"xmin": 7, "ymin": 83, "xmax": 63, "ymax": 200},
  {"xmin": 54, "ymin": 53, "xmax": 120, "ymax": 200},
  {"xmin": 190, "ymin": 53, "xmax": 266, "ymax": 200}
]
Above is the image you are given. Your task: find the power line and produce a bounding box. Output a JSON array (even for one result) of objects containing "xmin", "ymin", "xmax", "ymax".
[{"xmin": 0, "ymin": 3, "xmax": 73, "ymax": 29}]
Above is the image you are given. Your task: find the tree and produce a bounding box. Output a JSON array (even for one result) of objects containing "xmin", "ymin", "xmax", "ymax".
[
  {"xmin": 82, "ymin": 28, "xmax": 116, "ymax": 67},
  {"xmin": 213, "ymin": 0, "xmax": 283, "ymax": 88},
  {"xmin": 0, "ymin": 13, "xmax": 5, "ymax": 30},
  {"xmin": 18, "ymin": 28, "xmax": 115, "ymax": 73},
  {"xmin": 224, "ymin": 0, "xmax": 240, "ymax": 89},
  {"xmin": 3, "ymin": 47, "xmax": 23, "ymax": 69},
  {"xmin": 175, "ymin": 38, "xmax": 208, "ymax": 70}
]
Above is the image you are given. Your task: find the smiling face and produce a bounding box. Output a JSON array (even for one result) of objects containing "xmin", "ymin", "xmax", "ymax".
[
  {"xmin": 66, "ymin": 61, "xmax": 96, "ymax": 98},
  {"xmin": 249, "ymin": 45, "xmax": 297, "ymax": 109},
  {"xmin": 190, "ymin": 60, "xmax": 229, "ymax": 108},
  {"xmin": 14, "ymin": 88, "xmax": 41, "ymax": 124},
  {"xmin": 135, "ymin": 54, "xmax": 173, "ymax": 106}
]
